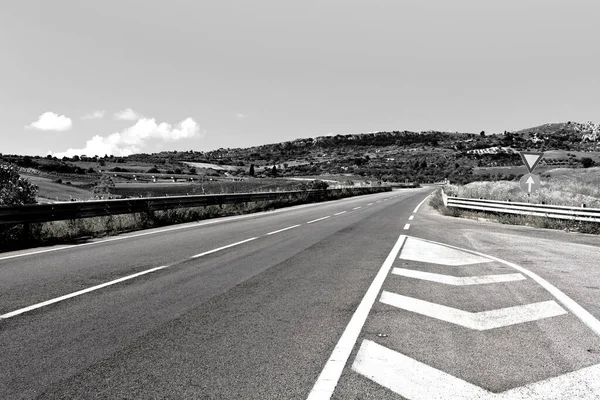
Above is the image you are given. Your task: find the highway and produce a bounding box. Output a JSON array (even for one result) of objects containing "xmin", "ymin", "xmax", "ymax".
[{"xmin": 1, "ymin": 187, "xmax": 600, "ymax": 399}]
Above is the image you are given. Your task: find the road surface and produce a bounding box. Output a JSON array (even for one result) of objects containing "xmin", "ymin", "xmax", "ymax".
[{"xmin": 1, "ymin": 187, "xmax": 600, "ymax": 399}]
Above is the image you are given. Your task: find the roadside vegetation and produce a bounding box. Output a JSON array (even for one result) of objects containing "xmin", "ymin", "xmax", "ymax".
[
  {"xmin": 429, "ymin": 167, "xmax": 600, "ymax": 234},
  {"xmin": 0, "ymin": 174, "xmax": 389, "ymax": 252}
]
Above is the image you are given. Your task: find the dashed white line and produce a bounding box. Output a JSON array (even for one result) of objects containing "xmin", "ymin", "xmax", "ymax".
[
  {"xmin": 353, "ymin": 207, "xmax": 362, "ymax": 210},
  {"xmin": 403, "ymin": 223, "xmax": 410, "ymax": 230},
  {"xmin": 192, "ymin": 237, "xmax": 258, "ymax": 258},
  {"xmin": 0, "ymin": 265, "xmax": 170, "ymax": 319},
  {"xmin": 334, "ymin": 211, "xmax": 347, "ymax": 216},
  {"xmin": 408, "ymin": 215, "xmax": 414, "ymax": 221},
  {"xmin": 307, "ymin": 235, "xmax": 407, "ymax": 399},
  {"xmin": 307, "ymin": 216, "xmax": 331, "ymax": 224},
  {"xmin": 266, "ymin": 224, "xmax": 301, "ymax": 235}
]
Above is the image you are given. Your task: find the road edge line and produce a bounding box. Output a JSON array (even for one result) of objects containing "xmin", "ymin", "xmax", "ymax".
[{"xmin": 306, "ymin": 234, "xmax": 407, "ymax": 400}]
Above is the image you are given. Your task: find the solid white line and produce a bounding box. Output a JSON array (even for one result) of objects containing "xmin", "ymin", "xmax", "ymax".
[
  {"xmin": 403, "ymin": 224, "xmax": 410, "ymax": 230},
  {"xmin": 353, "ymin": 340, "xmax": 600, "ymax": 399},
  {"xmin": 306, "ymin": 216, "xmax": 331, "ymax": 224},
  {"xmin": 191, "ymin": 237, "xmax": 258, "ymax": 258},
  {"xmin": 266, "ymin": 224, "xmax": 301, "ymax": 235},
  {"xmin": 352, "ymin": 207, "xmax": 362, "ymax": 210},
  {"xmin": 408, "ymin": 215, "xmax": 415, "ymax": 221},
  {"xmin": 392, "ymin": 268, "xmax": 526, "ymax": 285},
  {"xmin": 0, "ymin": 265, "xmax": 169, "ymax": 319},
  {"xmin": 306, "ymin": 235, "xmax": 407, "ymax": 400},
  {"xmin": 412, "ymin": 237, "xmax": 600, "ymax": 338},
  {"xmin": 380, "ymin": 291, "xmax": 566, "ymax": 330},
  {"xmin": 413, "ymin": 193, "xmax": 433, "ymax": 213},
  {"xmin": 333, "ymin": 211, "xmax": 347, "ymax": 216}
]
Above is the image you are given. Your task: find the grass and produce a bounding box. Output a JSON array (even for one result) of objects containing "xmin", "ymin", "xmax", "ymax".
[
  {"xmin": 444, "ymin": 167, "xmax": 600, "ymax": 208},
  {"xmin": 428, "ymin": 167, "xmax": 600, "ymax": 234},
  {"xmin": 0, "ymin": 187, "xmax": 387, "ymax": 253},
  {"xmin": 111, "ymin": 179, "xmax": 304, "ymax": 197},
  {"xmin": 23, "ymin": 174, "xmax": 94, "ymax": 202}
]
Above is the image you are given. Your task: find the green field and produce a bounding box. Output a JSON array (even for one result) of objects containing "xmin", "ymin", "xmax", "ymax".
[{"xmin": 23, "ymin": 174, "xmax": 94, "ymax": 202}]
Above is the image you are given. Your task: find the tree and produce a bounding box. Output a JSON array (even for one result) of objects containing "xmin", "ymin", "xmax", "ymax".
[
  {"xmin": 480, "ymin": 131, "xmax": 486, "ymax": 137},
  {"xmin": 249, "ymin": 164, "xmax": 255, "ymax": 176},
  {"xmin": 581, "ymin": 157, "xmax": 595, "ymax": 168},
  {"xmin": 271, "ymin": 165, "xmax": 277, "ymax": 177},
  {"xmin": 92, "ymin": 175, "xmax": 115, "ymax": 196},
  {"xmin": 0, "ymin": 162, "xmax": 38, "ymax": 206}
]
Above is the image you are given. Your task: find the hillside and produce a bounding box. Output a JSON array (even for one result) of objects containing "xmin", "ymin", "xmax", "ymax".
[{"xmin": 2, "ymin": 121, "xmax": 599, "ymax": 201}]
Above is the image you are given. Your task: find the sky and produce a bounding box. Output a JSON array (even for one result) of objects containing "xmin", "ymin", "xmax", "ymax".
[{"xmin": 1, "ymin": 0, "xmax": 598, "ymax": 157}]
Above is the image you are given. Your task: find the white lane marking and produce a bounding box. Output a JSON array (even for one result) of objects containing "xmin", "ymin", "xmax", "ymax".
[
  {"xmin": 380, "ymin": 291, "xmax": 567, "ymax": 330},
  {"xmin": 191, "ymin": 237, "xmax": 258, "ymax": 258},
  {"xmin": 1, "ymin": 265, "xmax": 169, "ymax": 319},
  {"xmin": 307, "ymin": 216, "xmax": 331, "ymax": 224},
  {"xmin": 352, "ymin": 207, "xmax": 362, "ymax": 210},
  {"xmin": 353, "ymin": 339, "xmax": 488, "ymax": 399},
  {"xmin": 353, "ymin": 340, "xmax": 600, "ymax": 400},
  {"xmin": 392, "ymin": 268, "xmax": 526, "ymax": 285},
  {"xmin": 413, "ymin": 237, "xmax": 600, "ymax": 338},
  {"xmin": 266, "ymin": 224, "xmax": 301, "ymax": 236},
  {"xmin": 306, "ymin": 235, "xmax": 407, "ymax": 400},
  {"xmin": 400, "ymin": 236, "xmax": 493, "ymax": 266},
  {"xmin": 413, "ymin": 193, "xmax": 433, "ymax": 213},
  {"xmin": 367, "ymin": 203, "xmax": 373, "ymax": 206},
  {"xmin": 408, "ymin": 215, "xmax": 414, "ymax": 221},
  {"xmin": 333, "ymin": 211, "xmax": 347, "ymax": 216},
  {"xmin": 0, "ymin": 193, "xmax": 376, "ymax": 262},
  {"xmin": 403, "ymin": 224, "xmax": 411, "ymax": 230}
]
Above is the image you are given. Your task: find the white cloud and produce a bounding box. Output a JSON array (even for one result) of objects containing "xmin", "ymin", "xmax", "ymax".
[
  {"xmin": 26, "ymin": 112, "xmax": 72, "ymax": 131},
  {"xmin": 81, "ymin": 110, "xmax": 106, "ymax": 120},
  {"xmin": 114, "ymin": 108, "xmax": 142, "ymax": 121},
  {"xmin": 236, "ymin": 113, "xmax": 245, "ymax": 118},
  {"xmin": 52, "ymin": 117, "xmax": 202, "ymax": 158}
]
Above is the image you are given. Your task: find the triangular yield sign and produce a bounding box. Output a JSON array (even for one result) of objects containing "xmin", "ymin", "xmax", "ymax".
[{"xmin": 520, "ymin": 152, "xmax": 544, "ymax": 173}]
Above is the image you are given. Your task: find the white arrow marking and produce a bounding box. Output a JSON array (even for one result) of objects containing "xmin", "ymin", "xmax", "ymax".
[
  {"xmin": 392, "ymin": 268, "xmax": 526, "ymax": 285},
  {"xmin": 352, "ymin": 340, "xmax": 600, "ymax": 399},
  {"xmin": 380, "ymin": 291, "xmax": 567, "ymax": 330},
  {"xmin": 526, "ymin": 175, "xmax": 535, "ymax": 192}
]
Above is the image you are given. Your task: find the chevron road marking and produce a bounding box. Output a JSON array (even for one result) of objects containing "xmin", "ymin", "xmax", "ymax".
[
  {"xmin": 352, "ymin": 340, "xmax": 600, "ymax": 400},
  {"xmin": 399, "ymin": 236, "xmax": 493, "ymax": 266},
  {"xmin": 392, "ymin": 268, "xmax": 526, "ymax": 285},
  {"xmin": 306, "ymin": 235, "xmax": 407, "ymax": 400},
  {"xmin": 379, "ymin": 291, "xmax": 567, "ymax": 330}
]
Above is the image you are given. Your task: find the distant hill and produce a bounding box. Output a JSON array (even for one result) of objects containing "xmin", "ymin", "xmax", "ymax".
[{"xmin": 3, "ymin": 121, "xmax": 599, "ymax": 188}]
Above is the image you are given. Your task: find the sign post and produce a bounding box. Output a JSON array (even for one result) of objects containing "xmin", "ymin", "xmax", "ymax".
[{"xmin": 518, "ymin": 151, "xmax": 544, "ymax": 195}]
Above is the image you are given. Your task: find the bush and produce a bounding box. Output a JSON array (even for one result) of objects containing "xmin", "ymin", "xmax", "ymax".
[{"xmin": 0, "ymin": 162, "xmax": 38, "ymax": 206}]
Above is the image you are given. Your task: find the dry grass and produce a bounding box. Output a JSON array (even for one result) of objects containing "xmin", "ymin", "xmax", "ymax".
[
  {"xmin": 429, "ymin": 167, "xmax": 600, "ymax": 234},
  {"xmin": 444, "ymin": 167, "xmax": 600, "ymax": 208}
]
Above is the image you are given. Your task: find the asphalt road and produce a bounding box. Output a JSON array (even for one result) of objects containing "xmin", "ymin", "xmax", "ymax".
[{"xmin": 1, "ymin": 187, "xmax": 600, "ymax": 399}]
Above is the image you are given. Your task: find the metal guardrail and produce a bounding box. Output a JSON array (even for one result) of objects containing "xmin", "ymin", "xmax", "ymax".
[
  {"xmin": 442, "ymin": 190, "xmax": 600, "ymax": 223},
  {"xmin": 0, "ymin": 187, "xmax": 391, "ymax": 225}
]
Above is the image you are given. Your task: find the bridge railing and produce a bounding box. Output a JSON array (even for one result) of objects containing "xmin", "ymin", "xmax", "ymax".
[
  {"xmin": 0, "ymin": 187, "xmax": 391, "ymax": 225},
  {"xmin": 442, "ymin": 190, "xmax": 600, "ymax": 223}
]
